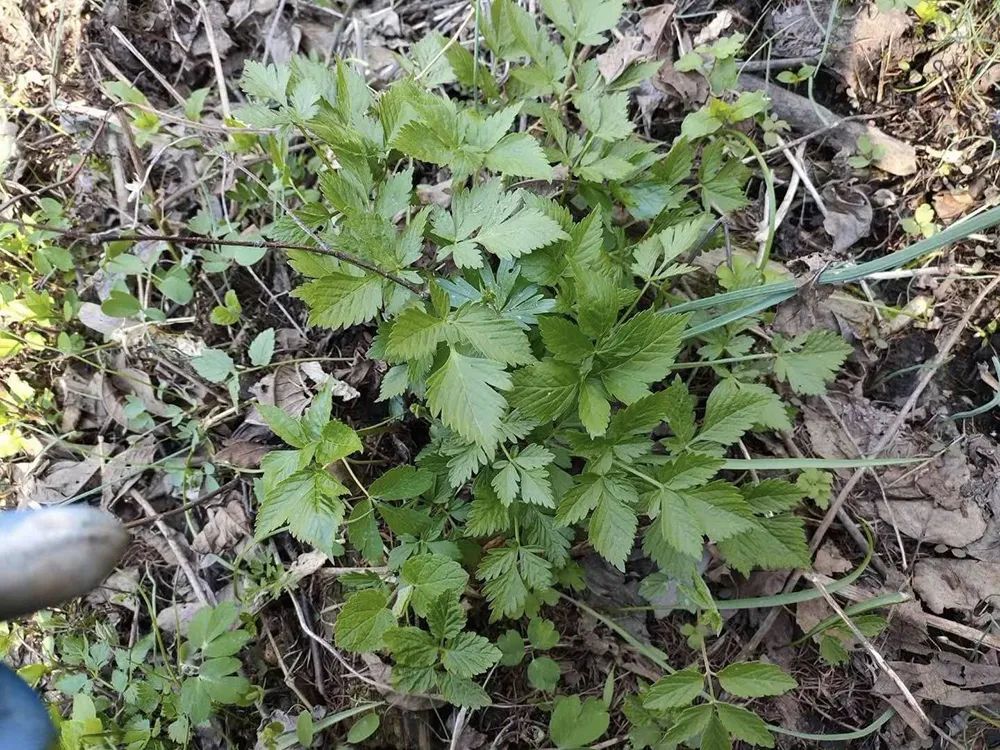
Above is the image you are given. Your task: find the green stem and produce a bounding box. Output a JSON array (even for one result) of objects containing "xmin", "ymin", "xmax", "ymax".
[{"xmin": 725, "ymin": 129, "xmax": 776, "ymax": 269}]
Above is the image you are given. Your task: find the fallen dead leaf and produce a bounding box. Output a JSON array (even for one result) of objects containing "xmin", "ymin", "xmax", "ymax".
[
  {"xmin": 822, "ymin": 183, "xmax": 873, "ymax": 253},
  {"xmin": 834, "ymin": 2, "xmax": 913, "ymax": 96},
  {"xmin": 215, "ymin": 441, "xmax": 271, "ymax": 468},
  {"xmin": 881, "ymin": 500, "xmax": 987, "ymax": 548},
  {"xmin": 192, "ymin": 500, "xmax": 250, "ymax": 554},
  {"xmin": 113, "ymin": 355, "xmax": 172, "ymax": 417},
  {"xmin": 18, "ymin": 456, "xmax": 102, "ymax": 505},
  {"xmin": 156, "ymin": 602, "xmax": 207, "ymax": 636},
  {"xmin": 814, "ymin": 543, "xmax": 853, "ymax": 575},
  {"xmin": 86, "ymin": 568, "xmax": 140, "ymax": 610},
  {"xmin": 103, "ymin": 435, "xmax": 158, "ymax": 490},
  {"xmin": 597, "ymin": 4, "xmax": 674, "ymax": 83},
  {"xmin": 873, "ymin": 653, "xmax": 1000, "ymax": 708},
  {"xmin": 912, "ymin": 558, "xmax": 1000, "ymax": 617},
  {"xmin": 932, "ymin": 189, "xmax": 974, "ymax": 221},
  {"xmin": 693, "ymin": 9, "xmax": 734, "ymax": 46},
  {"xmin": 286, "ymin": 550, "xmax": 329, "ymax": 584}
]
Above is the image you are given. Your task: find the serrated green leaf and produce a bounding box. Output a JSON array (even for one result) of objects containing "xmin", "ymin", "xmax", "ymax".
[
  {"xmin": 426, "ymin": 350, "xmax": 510, "ymax": 448},
  {"xmin": 527, "ymin": 618, "xmax": 559, "ymax": 650},
  {"xmin": 449, "ymin": 305, "xmax": 534, "ymax": 364},
  {"xmin": 717, "ymin": 661, "xmax": 798, "ymax": 697},
  {"xmin": 773, "ymin": 330, "xmax": 852, "ymax": 395},
  {"xmin": 644, "ymin": 669, "xmax": 704, "ymax": 710},
  {"xmin": 700, "ymin": 140, "xmax": 750, "ymax": 213},
  {"xmin": 497, "ymin": 630, "xmax": 525, "ymax": 666},
  {"xmin": 476, "ymin": 208, "xmax": 569, "ymax": 260},
  {"xmin": 542, "ymin": 0, "xmax": 623, "ymax": 45},
  {"xmin": 438, "ymin": 673, "xmax": 493, "ymax": 708},
  {"xmin": 248, "ymin": 328, "xmax": 275, "ymax": 366},
  {"xmin": 576, "ymin": 88, "xmax": 633, "ymax": 142},
  {"xmin": 509, "ymin": 359, "xmax": 579, "ymax": 423},
  {"xmin": 334, "ymin": 590, "xmax": 395, "ymax": 652},
  {"xmin": 347, "ymin": 499, "xmax": 383, "ymax": 562},
  {"xmin": 240, "ymin": 60, "xmax": 290, "ymax": 104},
  {"xmin": 664, "ymin": 704, "xmax": 714, "ymax": 743},
  {"xmin": 597, "ymin": 311, "xmax": 688, "ymax": 403},
  {"xmin": 441, "ymin": 632, "xmax": 501, "ymax": 678},
  {"xmin": 538, "ymin": 316, "xmax": 593, "ymax": 363},
  {"xmin": 715, "ymin": 703, "xmax": 775, "ymax": 747},
  {"xmin": 485, "ymin": 133, "xmax": 553, "ymax": 179},
  {"xmin": 386, "ymin": 306, "xmax": 448, "ymax": 360},
  {"xmin": 701, "ymin": 715, "xmax": 733, "ymax": 750},
  {"xmin": 255, "ymin": 467, "xmax": 348, "ymax": 549},
  {"xmin": 384, "ymin": 626, "xmax": 439, "ymax": 667},
  {"xmin": 401, "ymin": 554, "xmax": 469, "ymax": 616},
  {"xmin": 716, "ymin": 513, "xmax": 810, "ymax": 575},
  {"xmin": 589, "ymin": 487, "xmax": 637, "ymax": 571},
  {"xmin": 695, "ymin": 382, "xmax": 772, "ymax": 446},
  {"xmin": 426, "ymin": 593, "xmax": 465, "ymax": 641},
  {"xmin": 579, "ymin": 379, "xmax": 611, "ymax": 437},
  {"xmin": 293, "ymin": 273, "xmax": 383, "ymax": 330}
]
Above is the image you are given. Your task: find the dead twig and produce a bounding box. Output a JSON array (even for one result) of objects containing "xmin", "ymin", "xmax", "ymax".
[
  {"xmin": 8, "ymin": 219, "xmax": 427, "ymax": 297},
  {"xmin": 129, "ymin": 488, "xmax": 215, "ymax": 607},
  {"xmin": 805, "ymin": 572, "xmax": 929, "ymax": 728}
]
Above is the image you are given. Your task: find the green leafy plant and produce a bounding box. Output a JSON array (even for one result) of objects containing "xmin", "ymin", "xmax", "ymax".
[
  {"xmin": 847, "ymin": 134, "xmax": 887, "ymax": 169},
  {"xmin": 901, "ymin": 203, "xmax": 939, "ymax": 237},
  {"xmin": 775, "ymin": 65, "xmax": 816, "ymax": 85},
  {"xmin": 223, "ymin": 0, "xmax": 858, "ymax": 736}
]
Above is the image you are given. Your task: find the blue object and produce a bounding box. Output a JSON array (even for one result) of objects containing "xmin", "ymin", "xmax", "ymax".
[{"xmin": 0, "ymin": 663, "xmax": 55, "ymax": 750}]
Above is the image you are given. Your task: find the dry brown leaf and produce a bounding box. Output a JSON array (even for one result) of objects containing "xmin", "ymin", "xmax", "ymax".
[
  {"xmin": 597, "ymin": 4, "xmax": 674, "ymax": 82},
  {"xmin": 192, "ymin": 500, "xmax": 250, "ymax": 554},
  {"xmin": 874, "ymin": 654, "xmax": 1000, "ymax": 708},
  {"xmin": 112, "ymin": 356, "xmax": 171, "ymax": 417},
  {"xmin": 86, "ymin": 567, "xmax": 140, "ymax": 610},
  {"xmin": 78, "ymin": 301, "xmax": 132, "ymax": 337},
  {"xmin": 692, "ymin": 9, "xmax": 734, "ymax": 46},
  {"xmin": 156, "ymin": 602, "xmax": 208, "ymax": 635},
  {"xmin": 103, "ymin": 436, "xmax": 158, "ymax": 489},
  {"xmin": 18, "ymin": 456, "xmax": 102, "ymax": 505},
  {"xmin": 215, "ymin": 441, "xmax": 271, "ymax": 468},
  {"xmin": 814, "ymin": 543, "xmax": 853, "ymax": 575},
  {"xmin": 932, "ymin": 189, "xmax": 974, "ymax": 221},
  {"xmin": 287, "ymin": 550, "xmax": 329, "ymax": 584},
  {"xmin": 835, "ymin": 3, "xmax": 913, "ymax": 95},
  {"xmin": 98, "ymin": 370, "xmax": 130, "ymax": 429},
  {"xmin": 881, "ymin": 501, "xmax": 986, "ymax": 547},
  {"xmin": 822, "ymin": 184, "xmax": 873, "ymax": 253},
  {"xmin": 912, "ymin": 558, "xmax": 1000, "ymax": 616}
]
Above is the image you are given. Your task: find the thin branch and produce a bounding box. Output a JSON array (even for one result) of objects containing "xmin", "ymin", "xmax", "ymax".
[{"xmin": 7, "ymin": 219, "xmax": 427, "ymax": 297}]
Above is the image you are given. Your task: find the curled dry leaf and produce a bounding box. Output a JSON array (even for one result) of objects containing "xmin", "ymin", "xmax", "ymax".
[
  {"xmin": 822, "ymin": 184, "xmax": 873, "ymax": 254},
  {"xmin": 192, "ymin": 500, "xmax": 250, "ymax": 554},
  {"xmin": 597, "ymin": 3, "xmax": 674, "ymax": 83},
  {"xmin": 932, "ymin": 189, "xmax": 975, "ymax": 222}
]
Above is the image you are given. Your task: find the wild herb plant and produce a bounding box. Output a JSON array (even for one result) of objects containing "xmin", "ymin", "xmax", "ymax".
[{"xmin": 233, "ymin": 1, "xmax": 854, "ymax": 745}]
